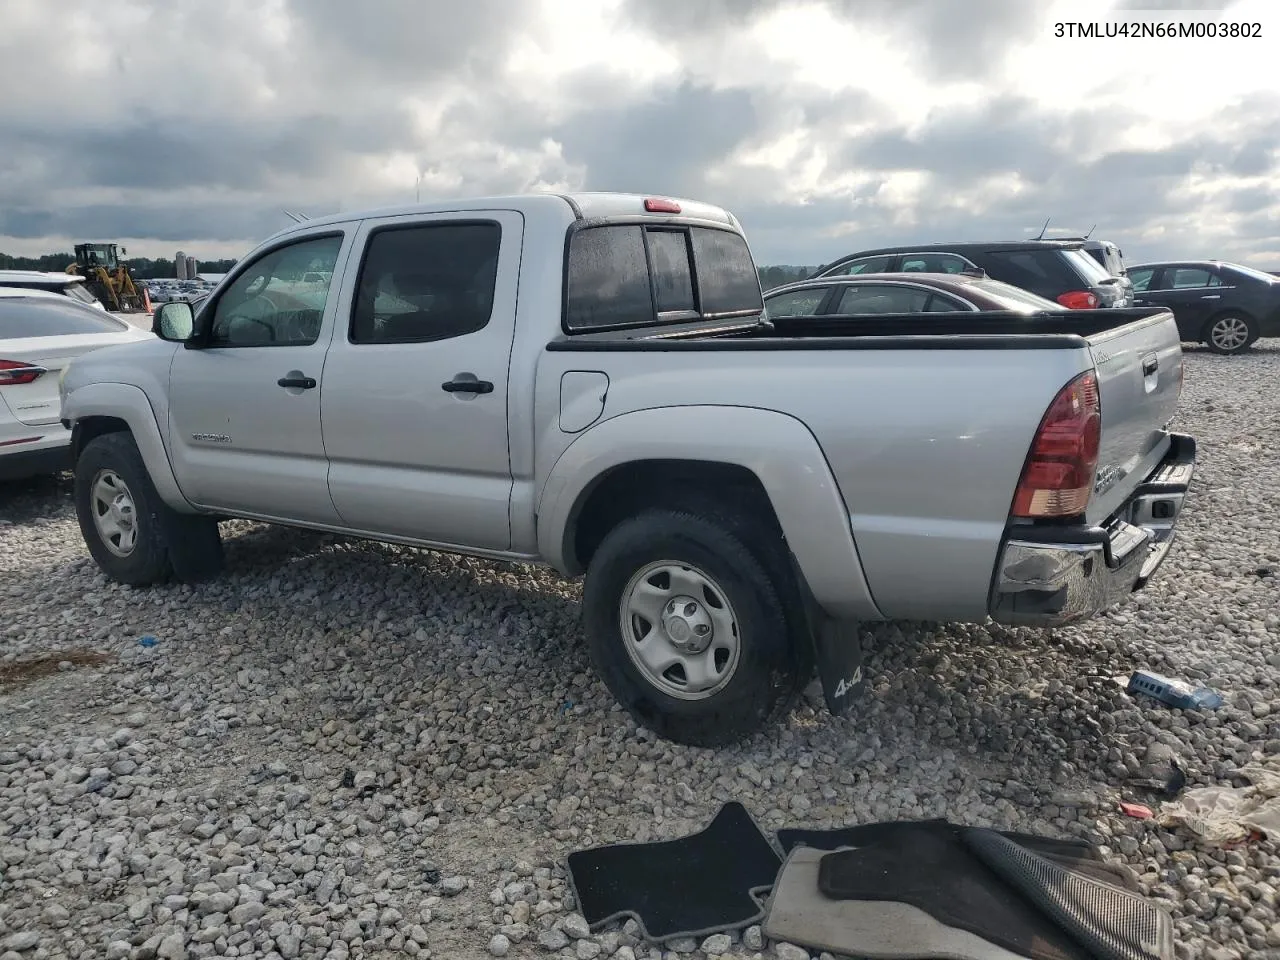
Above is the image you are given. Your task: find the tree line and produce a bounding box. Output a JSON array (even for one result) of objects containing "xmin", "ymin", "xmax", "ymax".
[
  {"xmin": 2, "ymin": 251, "xmax": 817, "ymax": 288},
  {"xmin": 0, "ymin": 252, "xmax": 239, "ymax": 280}
]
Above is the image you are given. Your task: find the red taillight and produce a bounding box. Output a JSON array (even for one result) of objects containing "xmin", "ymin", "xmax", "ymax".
[
  {"xmin": 1056, "ymin": 290, "xmax": 1099, "ymax": 309},
  {"xmin": 1011, "ymin": 371, "xmax": 1102, "ymax": 519},
  {"xmin": 0, "ymin": 359, "xmax": 46, "ymax": 386},
  {"xmin": 643, "ymin": 197, "xmax": 681, "ymax": 214}
]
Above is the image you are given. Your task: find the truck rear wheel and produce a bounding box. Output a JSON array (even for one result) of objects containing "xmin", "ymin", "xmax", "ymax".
[
  {"xmin": 74, "ymin": 432, "xmax": 223, "ymax": 586},
  {"xmin": 582, "ymin": 507, "xmax": 805, "ymax": 746}
]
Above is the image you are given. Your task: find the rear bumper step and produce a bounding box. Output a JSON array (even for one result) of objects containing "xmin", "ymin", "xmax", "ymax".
[{"xmin": 989, "ymin": 433, "xmax": 1195, "ymax": 627}]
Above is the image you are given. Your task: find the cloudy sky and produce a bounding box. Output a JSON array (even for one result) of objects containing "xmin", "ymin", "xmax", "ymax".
[{"xmin": 1, "ymin": 0, "xmax": 1277, "ymax": 267}]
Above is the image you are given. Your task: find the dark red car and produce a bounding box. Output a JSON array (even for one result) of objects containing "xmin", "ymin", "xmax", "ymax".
[{"xmin": 764, "ymin": 273, "xmax": 1069, "ymax": 319}]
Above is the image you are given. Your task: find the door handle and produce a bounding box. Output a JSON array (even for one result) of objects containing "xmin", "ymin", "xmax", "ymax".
[
  {"xmin": 1201, "ymin": 295, "xmax": 1221, "ymax": 300},
  {"xmin": 1142, "ymin": 355, "xmax": 1159, "ymax": 376},
  {"xmin": 441, "ymin": 377, "xmax": 494, "ymax": 395},
  {"xmin": 277, "ymin": 376, "xmax": 317, "ymax": 389}
]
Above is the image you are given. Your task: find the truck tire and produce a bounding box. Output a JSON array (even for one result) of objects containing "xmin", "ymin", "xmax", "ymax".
[
  {"xmin": 1202, "ymin": 312, "xmax": 1258, "ymax": 355},
  {"xmin": 582, "ymin": 506, "xmax": 806, "ymax": 746},
  {"xmin": 74, "ymin": 432, "xmax": 223, "ymax": 586}
]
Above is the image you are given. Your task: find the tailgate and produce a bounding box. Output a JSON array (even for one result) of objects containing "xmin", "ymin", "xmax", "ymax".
[{"xmin": 1085, "ymin": 309, "xmax": 1184, "ymax": 525}]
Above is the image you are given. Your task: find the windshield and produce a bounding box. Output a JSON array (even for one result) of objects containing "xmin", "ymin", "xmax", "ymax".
[
  {"xmin": 1226, "ymin": 263, "xmax": 1279, "ymax": 284},
  {"xmin": 967, "ymin": 279, "xmax": 1066, "ymax": 313},
  {"xmin": 65, "ymin": 283, "xmax": 100, "ymax": 305},
  {"xmin": 1063, "ymin": 248, "xmax": 1113, "ymax": 284}
]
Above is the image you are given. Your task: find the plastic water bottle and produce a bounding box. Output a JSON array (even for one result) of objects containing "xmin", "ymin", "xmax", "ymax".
[{"xmin": 1127, "ymin": 670, "xmax": 1224, "ymax": 710}]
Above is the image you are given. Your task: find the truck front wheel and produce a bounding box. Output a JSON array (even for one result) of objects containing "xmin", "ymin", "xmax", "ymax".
[
  {"xmin": 74, "ymin": 432, "xmax": 223, "ymax": 586},
  {"xmin": 582, "ymin": 507, "xmax": 805, "ymax": 746}
]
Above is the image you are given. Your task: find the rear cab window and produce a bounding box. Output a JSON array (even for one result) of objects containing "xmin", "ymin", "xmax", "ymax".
[
  {"xmin": 0, "ymin": 298, "xmax": 131, "ymax": 338},
  {"xmin": 564, "ymin": 223, "xmax": 763, "ymax": 332}
]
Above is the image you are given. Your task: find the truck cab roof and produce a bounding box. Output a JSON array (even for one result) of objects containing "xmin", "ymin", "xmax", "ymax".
[{"xmin": 260, "ymin": 192, "xmax": 740, "ymax": 244}]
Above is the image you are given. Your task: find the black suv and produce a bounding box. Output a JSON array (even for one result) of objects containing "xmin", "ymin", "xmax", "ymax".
[{"xmin": 811, "ymin": 240, "xmax": 1134, "ymax": 309}]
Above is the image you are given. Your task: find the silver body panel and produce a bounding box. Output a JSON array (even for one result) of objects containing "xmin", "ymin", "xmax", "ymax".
[{"xmin": 61, "ymin": 192, "xmax": 1190, "ymax": 627}]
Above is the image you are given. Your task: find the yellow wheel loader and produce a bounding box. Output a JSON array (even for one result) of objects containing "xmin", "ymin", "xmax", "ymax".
[{"xmin": 66, "ymin": 243, "xmax": 148, "ymax": 312}]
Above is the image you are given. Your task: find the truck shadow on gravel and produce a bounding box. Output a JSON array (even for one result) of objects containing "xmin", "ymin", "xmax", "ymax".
[
  {"xmin": 0, "ymin": 470, "xmax": 74, "ymax": 526},
  {"xmin": 204, "ymin": 522, "xmax": 1128, "ymax": 773}
]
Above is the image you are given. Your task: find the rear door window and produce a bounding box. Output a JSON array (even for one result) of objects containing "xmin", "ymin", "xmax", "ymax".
[
  {"xmin": 922, "ymin": 292, "xmax": 971, "ymax": 311},
  {"xmin": 0, "ymin": 298, "xmax": 130, "ymax": 338},
  {"xmin": 350, "ymin": 222, "xmax": 501, "ymax": 343},
  {"xmin": 1168, "ymin": 267, "xmax": 1220, "ymax": 289},
  {"xmin": 835, "ymin": 284, "xmax": 933, "ymax": 315},
  {"xmin": 900, "ymin": 253, "xmax": 975, "ymax": 274},
  {"xmin": 824, "ymin": 255, "xmax": 893, "ymax": 277}
]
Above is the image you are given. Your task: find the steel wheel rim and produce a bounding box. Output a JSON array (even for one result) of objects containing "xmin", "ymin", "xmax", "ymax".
[
  {"xmin": 618, "ymin": 560, "xmax": 742, "ymax": 701},
  {"xmin": 1211, "ymin": 317, "xmax": 1249, "ymax": 351},
  {"xmin": 91, "ymin": 470, "xmax": 139, "ymax": 558}
]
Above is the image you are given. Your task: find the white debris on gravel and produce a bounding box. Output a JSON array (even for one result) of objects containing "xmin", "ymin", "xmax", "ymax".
[{"xmin": 1, "ymin": 345, "xmax": 1279, "ymax": 960}]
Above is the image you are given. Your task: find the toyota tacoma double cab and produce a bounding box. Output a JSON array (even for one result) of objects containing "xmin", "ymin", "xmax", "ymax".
[{"xmin": 59, "ymin": 192, "xmax": 1196, "ymax": 746}]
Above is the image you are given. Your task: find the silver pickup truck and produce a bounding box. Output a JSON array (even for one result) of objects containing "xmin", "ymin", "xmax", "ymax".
[{"xmin": 59, "ymin": 192, "xmax": 1196, "ymax": 746}]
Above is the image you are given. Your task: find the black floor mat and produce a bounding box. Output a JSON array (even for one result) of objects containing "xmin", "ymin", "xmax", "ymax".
[
  {"xmin": 816, "ymin": 823, "xmax": 1103, "ymax": 960},
  {"xmin": 779, "ymin": 818, "xmax": 1136, "ymax": 892},
  {"xmin": 962, "ymin": 829, "xmax": 1172, "ymax": 960},
  {"xmin": 777, "ymin": 818, "xmax": 1101, "ymax": 862},
  {"xmin": 566, "ymin": 801, "xmax": 782, "ymax": 943}
]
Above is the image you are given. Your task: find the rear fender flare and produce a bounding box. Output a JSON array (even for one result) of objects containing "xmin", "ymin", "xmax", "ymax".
[
  {"xmin": 64, "ymin": 382, "xmax": 194, "ymax": 512},
  {"xmin": 536, "ymin": 405, "xmax": 882, "ymax": 621}
]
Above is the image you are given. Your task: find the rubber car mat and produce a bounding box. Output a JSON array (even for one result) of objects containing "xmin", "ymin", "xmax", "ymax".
[
  {"xmin": 817, "ymin": 824, "xmax": 1097, "ymax": 960},
  {"xmin": 779, "ymin": 818, "xmax": 1137, "ymax": 892},
  {"xmin": 962, "ymin": 828, "xmax": 1173, "ymax": 960},
  {"xmin": 764, "ymin": 846, "xmax": 1028, "ymax": 960},
  {"xmin": 777, "ymin": 818, "xmax": 1101, "ymax": 862},
  {"xmin": 566, "ymin": 800, "xmax": 781, "ymax": 943}
]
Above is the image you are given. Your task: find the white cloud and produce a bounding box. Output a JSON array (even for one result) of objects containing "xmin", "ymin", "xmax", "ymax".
[{"xmin": 0, "ymin": 0, "xmax": 1277, "ymax": 268}]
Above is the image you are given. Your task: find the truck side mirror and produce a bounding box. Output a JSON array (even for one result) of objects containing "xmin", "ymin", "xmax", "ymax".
[{"xmin": 154, "ymin": 300, "xmax": 194, "ymax": 342}]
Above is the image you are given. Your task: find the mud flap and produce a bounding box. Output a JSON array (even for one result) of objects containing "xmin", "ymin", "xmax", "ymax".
[
  {"xmin": 811, "ymin": 615, "xmax": 866, "ymax": 717},
  {"xmin": 159, "ymin": 511, "xmax": 225, "ymax": 583}
]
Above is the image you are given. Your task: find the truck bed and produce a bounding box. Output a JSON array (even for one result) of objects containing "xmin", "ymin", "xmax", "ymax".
[
  {"xmin": 547, "ymin": 306, "xmax": 1176, "ymax": 350},
  {"xmin": 542, "ymin": 304, "xmax": 1185, "ymax": 618}
]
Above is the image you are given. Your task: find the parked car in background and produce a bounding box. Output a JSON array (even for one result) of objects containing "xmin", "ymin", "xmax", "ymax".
[
  {"xmin": 1082, "ymin": 239, "xmax": 1127, "ymax": 277},
  {"xmin": 813, "ymin": 240, "xmax": 1134, "ymax": 309},
  {"xmin": 0, "ymin": 290, "xmax": 151, "ymax": 480},
  {"xmin": 0, "ymin": 270, "xmax": 108, "ymax": 311},
  {"xmin": 763, "ymin": 272, "xmax": 1068, "ymax": 319},
  {"xmin": 1127, "ymin": 260, "xmax": 1280, "ymax": 355},
  {"xmin": 60, "ymin": 191, "xmax": 1195, "ymax": 745}
]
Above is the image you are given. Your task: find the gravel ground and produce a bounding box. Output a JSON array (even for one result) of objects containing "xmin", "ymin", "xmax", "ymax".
[{"xmin": 2, "ymin": 343, "xmax": 1279, "ymax": 960}]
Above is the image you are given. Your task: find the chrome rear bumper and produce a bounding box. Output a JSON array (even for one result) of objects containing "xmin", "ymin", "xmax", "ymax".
[{"xmin": 989, "ymin": 433, "xmax": 1195, "ymax": 627}]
